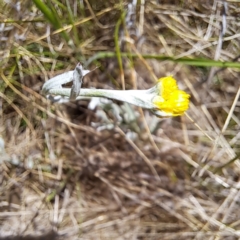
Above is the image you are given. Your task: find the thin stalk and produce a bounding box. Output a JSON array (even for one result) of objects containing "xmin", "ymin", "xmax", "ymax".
[
  {"xmin": 48, "ymin": 88, "xmax": 155, "ymax": 109},
  {"xmin": 86, "ymin": 51, "xmax": 240, "ymax": 69}
]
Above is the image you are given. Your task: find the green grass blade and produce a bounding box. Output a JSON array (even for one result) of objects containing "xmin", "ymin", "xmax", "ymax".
[
  {"xmin": 33, "ymin": 0, "xmax": 60, "ymax": 28},
  {"xmin": 86, "ymin": 51, "xmax": 240, "ymax": 69},
  {"xmin": 33, "ymin": 0, "xmax": 70, "ymax": 42},
  {"xmin": 114, "ymin": 11, "xmax": 126, "ymax": 89}
]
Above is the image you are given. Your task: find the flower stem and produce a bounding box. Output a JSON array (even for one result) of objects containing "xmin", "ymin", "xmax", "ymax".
[{"xmin": 48, "ymin": 88, "xmax": 155, "ymax": 109}]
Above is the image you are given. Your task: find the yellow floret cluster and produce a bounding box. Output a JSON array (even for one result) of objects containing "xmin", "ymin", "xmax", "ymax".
[{"xmin": 153, "ymin": 76, "xmax": 190, "ymax": 116}]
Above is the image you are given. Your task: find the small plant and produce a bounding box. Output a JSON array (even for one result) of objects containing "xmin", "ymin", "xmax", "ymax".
[{"xmin": 42, "ymin": 63, "xmax": 190, "ymax": 117}]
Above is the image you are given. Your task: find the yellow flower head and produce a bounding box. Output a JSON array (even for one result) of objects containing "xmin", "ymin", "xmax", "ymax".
[{"xmin": 152, "ymin": 76, "xmax": 190, "ymax": 116}]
